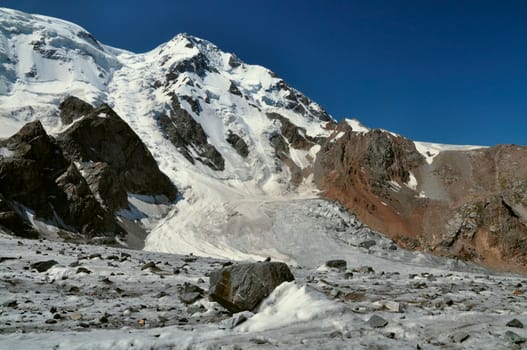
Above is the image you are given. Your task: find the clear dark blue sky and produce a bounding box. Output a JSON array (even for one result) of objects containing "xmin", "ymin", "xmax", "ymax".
[{"xmin": 2, "ymin": 0, "xmax": 526, "ymax": 145}]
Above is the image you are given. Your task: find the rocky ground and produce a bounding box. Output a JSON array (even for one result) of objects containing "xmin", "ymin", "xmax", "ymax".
[{"xmin": 1, "ymin": 232, "xmax": 527, "ymax": 349}]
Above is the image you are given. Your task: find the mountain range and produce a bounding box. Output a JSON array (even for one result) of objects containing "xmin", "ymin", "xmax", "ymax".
[{"xmin": 1, "ymin": 7, "xmax": 527, "ymax": 274}]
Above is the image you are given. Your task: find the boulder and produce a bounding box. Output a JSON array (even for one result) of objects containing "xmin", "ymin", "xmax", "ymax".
[
  {"xmin": 326, "ymin": 259, "xmax": 347, "ymax": 271},
  {"xmin": 31, "ymin": 260, "xmax": 58, "ymax": 272},
  {"xmin": 209, "ymin": 262, "xmax": 294, "ymax": 313},
  {"xmin": 367, "ymin": 314, "xmax": 388, "ymax": 328}
]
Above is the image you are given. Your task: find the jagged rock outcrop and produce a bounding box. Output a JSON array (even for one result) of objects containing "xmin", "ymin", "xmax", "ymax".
[
  {"xmin": 59, "ymin": 96, "xmax": 94, "ymax": 125},
  {"xmin": 0, "ymin": 121, "xmax": 120, "ymax": 238},
  {"xmin": 58, "ymin": 101, "xmax": 178, "ymax": 210},
  {"xmin": 315, "ymin": 121, "xmax": 527, "ymax": 272},
  {"xmin": 226, "ymin": 130, "xmax": 249, "ymax": 158},
  {"xmin": 209, "ymin": 262, "xmax": 295, "ymax": 313},
  {"xmin": 158, "ymin": 96, "xmax": 225, "ymax": 171}
]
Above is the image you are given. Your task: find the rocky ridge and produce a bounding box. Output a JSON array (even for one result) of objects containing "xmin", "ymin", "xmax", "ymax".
[{"xmin": 315, "ymin": 120, "xmax": 527, "ymax": 272}]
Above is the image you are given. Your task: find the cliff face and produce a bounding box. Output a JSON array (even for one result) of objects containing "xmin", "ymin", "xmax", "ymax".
[{"xmin": 315, "ymin": 121, "xmax": 527, "ymax": 272}]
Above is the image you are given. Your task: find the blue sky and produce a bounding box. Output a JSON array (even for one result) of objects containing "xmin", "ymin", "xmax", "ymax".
[{"xmin": 1, "ymin": 0, "xmax": 526, "ymax": 145}]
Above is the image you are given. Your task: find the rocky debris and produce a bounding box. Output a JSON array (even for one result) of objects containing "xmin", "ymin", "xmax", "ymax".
[
  {"xmin": 355, "ymin": 266, "xmax": 375, "ymax": 274},
  {"xmin": 325, "ymin": 259, "xmax": 347, "ymax": 271},
  {"xmin": 141, "ymin": 261, "xmax": 157, "ymax": 270},
  {"xmin": 159, "ymin": 96, "xmax": 224, "ymax": 171},
  {"xmin": 76, "ymin": 267, "xmax": 91, "ymax": 274},
  {"xmin": 209, "ymin": 261, "xmax": 294, "ymax": 313},
  {"xmin": 226, "ymin": 130, "xmax": 249, "ymax": 158},
  {"xmin": 382, "ymin": 300, "xmax": 403, "ymax": 313},
  {"xmin": 58, "ymin": 101, "xmax": 177, "ymax": 207},
  {"xmin": 178, "ymin": 283, "xmax": 205, "ymax": 304},
  {"xmin": 505, "ymin": 331, "xmax": 526, "ymax": 344},
  {"xmin": 59, "ymin": 96, "xmax": 94, "ymax": 125},
  {"xmin": 30, "ymin": 260, "xmax": 58, "ymax": 272},
  {"xmin": 450, "ymin": 332, "xmax": 470, "ymax": 343},
  {"xmin": 223, "ymin": 311, "xmax": 254, "ymax": 329},
  {"xmin": 507, "ymin": 319, "xmax": 524, "ymax": 328},
  {"xmin": 367, "ymin": 315, "xmax": 388, "ymax": 328},
  {"xmin": 359, "ymin": 240, "xmax": 377, "ymax": 249}
]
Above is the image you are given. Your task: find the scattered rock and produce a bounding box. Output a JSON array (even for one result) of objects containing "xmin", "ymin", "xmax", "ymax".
[
  {"xmin": 155, "ymin": 291, "xmax": 169, "ymax": 298},
  {"xmin": 30, "ymin": 260, "xmax": 58, "ymax": 272},
  {"xmin": 68, "ymin": 286, "xmax": 80, "ymax": 293},
  {"xmin": 76, "ymin": 267, "xmax": 91, "ymax": 274},
  {"xmin": 359, "ymin": 240, "xmax": 377, "ymax": 249},
  {"xmin": 382, "ymin": 300, "xmax": 403, "ymax": 313},
  {"xmin": 141, "ymin": 261, "xmax": 157, "ymax": 270},
  {"xmin": 0, "ymin": 257, "xmax": 17, "ymax": 263},
  {"xmin": 99, "ymin": 277, "xmax": 112, "ymax": 284},
  {"xmin": 505, "ymin": 331, "xmax": 526, "ymax": 344},
  {"xmin": 2, "ymin": 300, "xmax": 17, "ymax": 307},
  {"xmin": 450, "ymin": 332, "xmax": 470, "ymax": 343},
  {"xmin": 120, "ymin": 252, "xmax": 131, "ymax": 261},
  {"xmin": 367, "ymin": 315, "xmax": 388, "ymax": 328},
  {"xmin": 179, "ymin": 283, "xmax": 205, "ymax": 305},
  {"xmin": 356, "ymin": 266, "xmax": 375, "ymax": 274},
  {"xmin": 70, "ymin": 312, "xmax": 83, "ymax": 321},
  {"xmin": 209, "ymin": 262, "xmax": 294, "ymax": 313},
  {"xmin": 325, "ymin": 259, "xmax": 347, "ymax": 271},
  {"xmin": 507, "ymin": 319, "xmax": 524, "ymax": 329},
  {"xmin": 224, "ymin": 311, "xmax": 254, "ymax": 329}
]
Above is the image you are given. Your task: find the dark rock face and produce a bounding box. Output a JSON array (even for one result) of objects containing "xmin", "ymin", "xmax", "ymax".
[
  {"xmin": 226, "ymin": 131, "xmax": 249, "ymax": 158},
  {"xmin": 209, "ymin": 262, "xmax": 294, "ymax": 313},
  {"xmin": 272, "ymin": 80, "xmax": 332, "ymax": 122},
  {"xmin": 0, "ymin": 97, "xmax": 177, "ymax": 241},
  {"xmin": 229, "ymin": 81, "xmax": 242, "ymax": 97},
  {"xmin": 326, "ymin": 259, "xmax": 347, "ymax": 271},
  {"xmin": 266, "ymin": 112, "xmax": 319, "ymax": 187},
  {"xmin": 0, "ymin": 121, "xmax": 119, "ymax": 238},
  {"xmin": 0, "ymin": 195, "xmax": 38, "ymax": 239},
  {"xmin": 58, "ymin": 102, "xmax": 178, "ymax": 208},
  {"xmin": 30, "ymin": 260, "xmax": 58, "ymax": 272},
  {"xmin": 165, "ymin": 53, "xmax": 218, "ymax": 82},
  {"xmin": 59, "ymin": 96, "xmax": 94, "ymax": 125},
  {"xmin": 159, "ymin": 96, "xmax": 225, "ymax": 171},
  {"xmin": 267, "ymin": 113, "xmax": 314, "ymax": 150}
]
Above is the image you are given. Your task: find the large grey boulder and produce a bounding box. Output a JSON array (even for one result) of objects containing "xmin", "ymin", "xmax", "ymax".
[{"xmin": 209, "ymin": 262, "xmax": 294, "ymax": 313}]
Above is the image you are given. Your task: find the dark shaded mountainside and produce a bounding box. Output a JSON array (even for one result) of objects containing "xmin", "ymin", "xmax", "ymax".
[{"xmin": 0, "ymin": 98, "xmax": 177, "ymax": 244}]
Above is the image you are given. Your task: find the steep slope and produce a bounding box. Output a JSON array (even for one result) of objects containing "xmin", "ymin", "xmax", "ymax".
[{"xmin": 315, "ymin": 119, "xmax": 527, "ymax": 272}]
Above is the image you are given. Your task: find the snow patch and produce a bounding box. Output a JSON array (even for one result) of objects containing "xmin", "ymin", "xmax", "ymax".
[
  {"xmin": 414, "ymin": 141, "xmax": 486, "ymax": 165},
  {"xmin": 345, "ymin": 118, "xmax": 369, "ymax": 133},
  {"xmin": 406, "ymin": 171, "xmax": 418, "ymax": 191},
  {"xmin": 0, "ymin": 147, "xmax": 14, "ymax": 157},
  {"xmin": 238, "ymin": 281, "xmax": 343, "ymax": 332}
]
